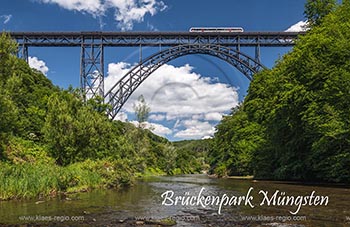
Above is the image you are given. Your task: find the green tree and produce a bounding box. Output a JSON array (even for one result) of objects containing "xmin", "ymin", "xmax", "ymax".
[
  {"xmin": 0, "ymin": 32, "xmax": 55, "ymax": 154},
  {"xmin": 210, "ymin": 1, "xmax": 350, "ymax": 183},
  {"xmin": 0, "ymin": 91, "xmax": 19, "ymax": 158},
  {"xmin": 245, "ymin": 1, "xmax": 350, "ymax": 182},
  {"xmin": 304, "ymin": 0, "xmax": 336, "ymax": 26},
  {"xmin": 133, "ymin": 95, "xmax": 151, "ymax": 127},
  {"xmin": 210, "ymin": 106, "xmax": 265, "ymax": 177},
  {"xmin": 0, "ymin": 33, "xmax": 17, "ymax": 80}
]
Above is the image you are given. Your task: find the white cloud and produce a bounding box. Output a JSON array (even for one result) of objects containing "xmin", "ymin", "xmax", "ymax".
[
  {"xmin": 109, "ymin": 0, "xmax": 167, "ymax": 31},
  {"xmin": 1, "ymin": 14, "xmax": 12, "ymax": 24},
  {"xmin": 130, "ymin": 120, "xmax": 172, "ymax": 137},
  {"xmin": 108, "ymin": 62, "xmax": 131, "ymax": 77},
  {"xmin": 285, "ymin": 21, "xmax": 309, "ymax": 32},
  {"xmin": 148, "ymin": 122, "xmax": 172, "ymax": 136},
  {"xmin": 205, "ymin": 112, "xmax": 223, "ymax": 121},
  {"xmin": 28, "ymin": 56, "xmax": 49, "ymax": 76},
  {"xmin": 35, "ymin": 0, "xmax": 167, "ymax": 31},
  {"xmin": 147, "ymin": 21, "xmax": 158, "ymax": 31},
  {"xmin": 105, "ymin": 62, "xmax": 238, "ymax": 140},
  {"xmin": 114, "ymin": 113, "xmax": 171, "ymax": 137},
  {"xmin": 37, "ymin": 0, "xmax": 104, "ymax": 16},
  {"xmin": 115, "ymin": 111, "xmax": 128, "ymax": 121},
  {"xmin": 174, "ymin": 120, "xmax": 216, "ymax": 140},
  {"xmin": 105, "ymin": 63, "xmax": 238, "ymax": 116},
  {"xmin": 149, "ymin": 114, "xmax": 165, "ymax": 121},
  {"xmin": 191, "ymin": 114, "xmax": 203, "ymax": 121}
]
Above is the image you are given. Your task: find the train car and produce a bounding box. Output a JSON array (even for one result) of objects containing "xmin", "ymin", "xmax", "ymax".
[{"xmin": 189, "ymin": 27, "xmax": 244, "ymax": 32}]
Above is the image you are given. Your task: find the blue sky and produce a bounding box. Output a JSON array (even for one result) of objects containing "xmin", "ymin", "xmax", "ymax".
[{"xmin": 1, "ymin": 0, "xmax": 308, "ymax": 141}]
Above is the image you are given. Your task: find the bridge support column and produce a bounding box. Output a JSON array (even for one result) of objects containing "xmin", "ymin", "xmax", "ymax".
[
  {"xmin": 18, "ymin": 43, "xmax": 28, "ymax": 62},
  {"xmin": 255, "ymin": 44, "xmax": 261, "ymax": 64},
  {"xmin": 80, "ymin": 41, "xmax": 104, "ymax": 100}
]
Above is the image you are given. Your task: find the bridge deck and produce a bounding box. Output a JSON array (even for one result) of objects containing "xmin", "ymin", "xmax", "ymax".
[{"xmin": 7, "ymin": 31, "xmax": 304, "ymax": 47}]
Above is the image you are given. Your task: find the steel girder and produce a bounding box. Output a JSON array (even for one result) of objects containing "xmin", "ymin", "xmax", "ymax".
[
  {"xmin": 9, "ymin": 31, "xmax": 303, "ymax": 47},
  {"xmin": 105, "ymin": 44, "xmax": 267, "ymax": 119}
]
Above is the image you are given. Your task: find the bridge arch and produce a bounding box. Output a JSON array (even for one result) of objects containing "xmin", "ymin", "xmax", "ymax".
[{"xmin": 105, "ymin": 44, "xmax": 267, "ymax": 119}]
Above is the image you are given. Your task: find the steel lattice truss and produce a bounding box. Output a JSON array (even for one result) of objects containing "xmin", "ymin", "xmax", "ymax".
[
  {"xmin": 80, "ymin": 43, "xmax": 104, "ymax": 99},
  {"xmin": 105, "ymin": 44, "xmax": 267, "ymax": 119},
  {"xmin": 10, "ymin": 31, "xmax": 302, "ymax": 47},
  {"xmin": 6, "ymin": 31, "xmax": 303, "ymax": 117}
]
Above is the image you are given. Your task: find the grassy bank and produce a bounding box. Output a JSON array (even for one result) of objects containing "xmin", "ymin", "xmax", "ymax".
[
  {"xmin": 0, "ymin": 136, "xmax": 205, "ymax": 201},
  {"xmin": 0, "ymin": 159, "xmax": 134, "ymax": 201}
]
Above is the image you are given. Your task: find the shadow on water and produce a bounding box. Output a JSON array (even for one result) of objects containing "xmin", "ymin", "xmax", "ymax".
[{"xmin": 0, "ymin": 174, "xmax": 349, "ymax": 226}]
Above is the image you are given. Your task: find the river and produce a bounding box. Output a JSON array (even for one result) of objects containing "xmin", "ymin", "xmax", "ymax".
[{"xmin": 0, "ymin": 174, "xmax": 349, "ymax": 226}]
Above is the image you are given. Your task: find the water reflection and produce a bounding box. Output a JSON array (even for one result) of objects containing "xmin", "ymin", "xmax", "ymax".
[{"xmin": 0, "ymin": 174, "xmax": 349, "ymax": 226}]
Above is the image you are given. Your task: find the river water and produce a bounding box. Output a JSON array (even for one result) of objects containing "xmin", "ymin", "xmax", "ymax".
[{"xmin": 0, "ymin": 174, "xmax": 349, "ymax": 226}]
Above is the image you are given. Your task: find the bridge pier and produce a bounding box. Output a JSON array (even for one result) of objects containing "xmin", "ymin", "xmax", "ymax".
[
  {"xmin": 80, "ymin": 40, "xmax": 104, "ymax": 100},
  {"xmin": 255, "ymin": 44, "xmax": 261, "ymax": 64},
  {"xmin": 17, "ymin": 43, "xmax": 28, "ymax": 62}
]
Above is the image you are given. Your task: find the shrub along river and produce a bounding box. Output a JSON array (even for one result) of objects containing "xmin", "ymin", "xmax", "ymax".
[{"xmin": 0, "ymin": 174, "xmax": 349, "ymax": 226}]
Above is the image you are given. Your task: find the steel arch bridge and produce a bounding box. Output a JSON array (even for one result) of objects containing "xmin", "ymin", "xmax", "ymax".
[
  {"xmin": 7, "ymin": 31, "xmax": 304, "ymax": 119},
  {"xmin": 105, "ymin": 44, "xmax": 266, "ymax": 119}
]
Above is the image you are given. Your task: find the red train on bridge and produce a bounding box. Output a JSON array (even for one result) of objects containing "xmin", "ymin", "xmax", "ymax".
[{"xmin": 189, "ymin": 27, "xmax": 244, "ymax": 32}]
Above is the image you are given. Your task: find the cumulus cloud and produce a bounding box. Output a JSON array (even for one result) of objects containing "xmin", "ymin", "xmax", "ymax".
[
  {"xmin": 149, "ymin": 114, "xmax": 165, "ymax": 121},
  {"xmin": 28, "ymin": 56, "xmax": 49, "ymax": 75},
  {"xmin": 174, "ymin": 119, "xmax": 216, "ymax": 140},
  {"xmin": 115, "ymin": 111, "xmax": 128, "ymax": 121},
  {"xmin": 115, "ymin": 112, "xmax": 171, "ymax": 137},
  {"xmin": 109, "ymin": 0, "xmax": 167, "ymax": 30},
  {"xmin": 105, "ymin": 63, "xmax": 238, "ymax": 115},
  {"xmin": 285, "ymin": 21, "xmax": 309, "ymax": 32},
  {"xmin": 37, "ymin": 0, "xmax": 104, "ymax": 15},
  {"xmin": 205, "ymin": 112, "xmax": 223, "ymax": 121},
  {"xmin": 105, "ymin": 62, "xmax": 238, "ymax": 140},
  {"xmin": 130, "ymin": 120, "xmax": 172, "ymax": 137},
  {"xmin": 35, "ymin": 0, "xmax": 166, "ymax": 30},
  {"xmin": 0, "ymin": 14, "xmax": 12, "ymax": 24}
]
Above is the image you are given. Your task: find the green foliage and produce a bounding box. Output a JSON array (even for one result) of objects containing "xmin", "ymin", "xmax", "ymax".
[
  {"xmin": 211, "ymin": 1, "xmax": 350, "ymax": 183},
  {"xmin": 0, "ymin": 162, "xmax": 61, "ymax": 200},
  {"xmin": 0, "ymin": 33, "xmax": 201, "ymax": 200},
  {"xmin": 0, "ymin": 91, "xmax": 19, "ymax": 150},
  {"xmin": 0, "ymin": 33, "xmax": 17, "ymax": 80},
  {"xmin": 133, "ymin": 95, "xmax": 151, "ymax": 126},
  {"xmin": 0, "ymin": 33, "xmax": 56, "ymax": 158},
  {"xmin": 142, "ymin": 167, "xmax": 166, "ymax": 176},
  {"xmin": 209, "ymin": 106, "xmax": 265, "ymax": 177},
  {"xmin": 42, "ymin": 91, "xmax": 121, "ymax": 165},
  {"xmin": 172, "ymin": 139, "xmax": 211, "ymax": 174},
  {"xmin": 304, "ymin": 0, "xmax": 336, "ymax": 26},
  {"xmin": 0, "ymin": 159, "xmax": 134, "ymax": 200},
  {"xmin": 4, "ymin": 137, "xmax": 54, "ymax": 165}
]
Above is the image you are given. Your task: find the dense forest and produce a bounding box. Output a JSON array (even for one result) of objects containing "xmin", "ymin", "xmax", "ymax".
[
  {"xmin": 209, "ymin": 0, "xmax": 350, "ymax": 183},
  {"xmin": 0, "ymin": 33, "xmax": 204, "ymax": 200}
]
